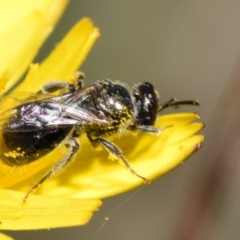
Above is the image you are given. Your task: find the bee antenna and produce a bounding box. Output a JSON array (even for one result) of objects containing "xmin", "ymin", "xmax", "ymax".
[{"xmin": 158, "ymin": 98, "xmax": 199, "ymax": 112}]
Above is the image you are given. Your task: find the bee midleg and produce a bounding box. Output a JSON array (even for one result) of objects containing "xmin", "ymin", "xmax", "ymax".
[
  {"xmin": 87, "ymin": 135, "xmax": 149, "ymax": 183},
  {"xmin": 41, "ymin": 72, "xmax": 85, "ymax": 93},
  {"xmin": 23, "ymin": 137, "xmax": 79, "ymax": 202}
]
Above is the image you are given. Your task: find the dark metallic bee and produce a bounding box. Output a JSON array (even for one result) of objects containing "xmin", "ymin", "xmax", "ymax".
[{"xmin": 0, "ymin": 73, "xmax": 199, "ymax": 200}]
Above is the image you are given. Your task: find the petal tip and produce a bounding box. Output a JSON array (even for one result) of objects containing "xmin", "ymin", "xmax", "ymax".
[
  {"xmin": 199, "ymin": 122, "xmax": 205, "ymax": 130},
  {"xmin": 193, "ymin": 136, "xmax": 205, "ymax": 152}
]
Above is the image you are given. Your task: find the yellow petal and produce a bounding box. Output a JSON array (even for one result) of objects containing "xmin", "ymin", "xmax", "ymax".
[
  {"xmin": 0, "ymin": 233, "xmax": 13, "ymax": 240},
  {"xmin": 0, "ymin": 189, "xmax": 101, "ymax": 230},
  {"xmin": 0, "ymin": 0, "xmax": 69, "ymax": 92},
  {"xmin": 15, "ymin": 18, "xmax": 100, "ymax": 93},
  {"xmin": 1, "ymin": 113, "xmax": 204, "ymax": 199},
  {"xmin": 0, "ymin": 71, "xmax": 10, "ymax": 95}
]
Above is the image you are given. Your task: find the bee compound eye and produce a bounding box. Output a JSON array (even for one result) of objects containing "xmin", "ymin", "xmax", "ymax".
[{"xmin": 133, "ymin": 82, "xmax": 159, "ymax": 126}]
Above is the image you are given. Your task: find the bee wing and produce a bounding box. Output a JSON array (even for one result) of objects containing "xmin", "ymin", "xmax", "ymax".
[
  {"xmin": 0, "ymin": 91, "xmax": 53, "ymax": 111},
  {"xmin": 44, "ymin": 103, "xmax": 114, "ymax": 127},
  {"xmin": 0, "ymin": 92, "xmax": 57, "ymax": 132},
  {"xmin": 0, "ymin": 100, "xmax": 114, "ymax": 132}
]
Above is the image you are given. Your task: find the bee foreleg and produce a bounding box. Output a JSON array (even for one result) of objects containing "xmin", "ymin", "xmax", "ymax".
[
  {"xmin": 23, "ymin": 138, "xmax": 79, "ymax": 202},
  {"xmin": 87, "ymin": 135, "xmax": 149, "ymax": 184}
]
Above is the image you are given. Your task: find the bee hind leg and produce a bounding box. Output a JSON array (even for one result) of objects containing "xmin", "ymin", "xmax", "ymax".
[
  {"xmin": 41, "ymin": 72, "xmax": 85, "ymax": 94},
  {"xmin": 87, "ymin": 135, "xmax": 149, "ymax": 184},
  {"xmin": 23, "ymin": 138, "xmax": 79, "ymax": 202}
]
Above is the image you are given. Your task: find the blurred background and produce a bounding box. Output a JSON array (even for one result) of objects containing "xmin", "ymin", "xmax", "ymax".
[{"xmin": 4, "ymin": 0, "xmax": 240, "ymax": 239}]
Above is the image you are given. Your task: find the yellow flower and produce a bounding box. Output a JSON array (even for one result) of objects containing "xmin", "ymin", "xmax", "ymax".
[{"xmin": 0, "ymin": 0, "xmax": 204, "ymax": 232}]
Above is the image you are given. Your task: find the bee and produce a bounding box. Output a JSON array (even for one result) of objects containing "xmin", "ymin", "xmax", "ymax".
[{"xmin": 0, "ymin": 73, "xmax": 199, "ymax": 200}]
